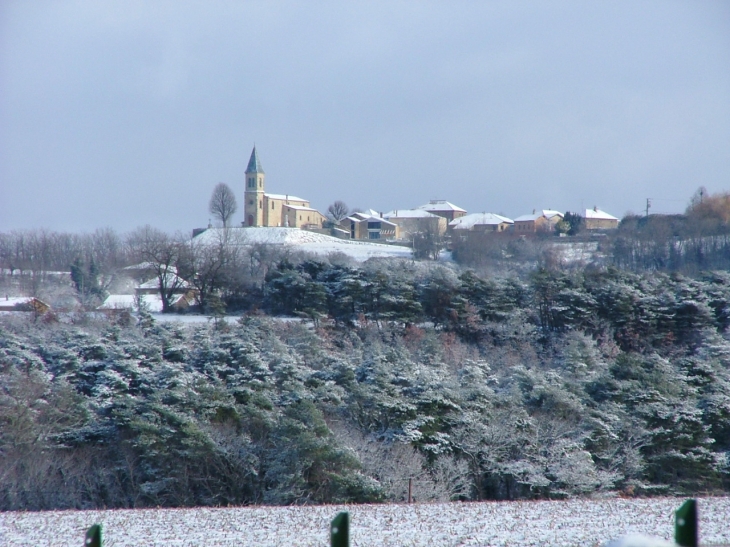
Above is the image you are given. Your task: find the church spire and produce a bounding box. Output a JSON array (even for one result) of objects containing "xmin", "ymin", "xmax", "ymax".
[{"xmin": 246, "ymin": 146, "xmax": 264, "ymax": 174}]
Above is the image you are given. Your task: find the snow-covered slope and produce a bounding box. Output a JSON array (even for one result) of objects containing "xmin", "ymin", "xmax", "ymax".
[{"xmin": 193, "ymin": 227, "xmax": 413, "ymax": 261}]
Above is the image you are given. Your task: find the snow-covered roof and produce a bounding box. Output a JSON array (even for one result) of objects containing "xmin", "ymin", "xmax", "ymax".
[
  {"xmin": 383, "ymin": 209, "xmax": 440, "ymax": 219},
  {"xmin": 584, "ymin": 208, "xmax": 618, "ymax": 221},
  {"xmin": 265, "ymin": 193, "xmax": 307, "ymax": 202},
  {"xmin": 284, "ymin": 205, "xmax": 319, "ymax": 212},
  {"xmin": 99, "ymin": 294, "xmax": 166, "ymax": 312},
  {"xmin": 99, "ymin": 293, "xmax": 191, "ymax": 312},
  {"xmin": 123, "ymin": 262, "xmax": 157, "ymax": 271},
  {"xmin": 0, "ymin": 296, "xmax": 37, "ymax": 307},
  {"xmin": 346, "ymin": 212, "xmax": 397, "ymax": 227},
  {"xmin": 417, "ymin": 200, "xmax": 466, "ymax": 213},
  {"xmin": 138, "ymin": 272, "xmax": 191, "ymax": 290},
  {"xmin": 514, "ymin": 210, "xmax": 564, "ymax": 222},
  {"xmin": 449, "ymin": 212, "xmax": 514, "ymax": 229}
]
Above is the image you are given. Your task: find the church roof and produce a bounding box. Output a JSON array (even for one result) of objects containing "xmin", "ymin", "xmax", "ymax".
[
  {"xmin": 265, "ymin": 193, "xmax": 307, "ymax": 202},
  {"xmin": 245, "ymin": 146, "xmax": 264, "ymax": 174}
]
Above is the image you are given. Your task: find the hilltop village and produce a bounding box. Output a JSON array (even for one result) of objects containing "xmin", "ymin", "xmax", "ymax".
[
  {"xmin": 230, "ymin": 146, "xmax": 619, "ymax": 242},
  {"xmin": 2, "ymin": 151, "xmax": 730, "ymax": 513}
]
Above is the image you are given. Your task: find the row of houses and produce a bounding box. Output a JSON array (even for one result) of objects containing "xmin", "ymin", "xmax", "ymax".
[
  {"xmin": 340, "ymin": 204, "xmax": 619, "ymax": 242},
  {"xmin": 238, "ymin": 147, "xmax": 619, "ymax": 242}
]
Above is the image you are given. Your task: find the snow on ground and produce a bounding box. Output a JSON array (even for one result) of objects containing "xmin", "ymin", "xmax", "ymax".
[
  {"xmin": 2, "ymin": 497, "xmax": 729, "ymax": 547},
  {"xmin": 193, "ymin": 227, "xmax": 414, "ymax": 262}
]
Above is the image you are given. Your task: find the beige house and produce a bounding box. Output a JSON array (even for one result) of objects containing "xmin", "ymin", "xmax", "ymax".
[
  {"xmin": 584, "ymin": 207, "xmax": 619, "ymax": 230},
  {"xmin": 416, "ymin": 200, "xmax": 467, "ymax": 222},
  {"xmin": 243, "ymin": 147, "xmax": 326, "ymax": 229},
  {"xmin": 383, "ymin": 209, "xmax": 446, "ymax": 240},
  {"xmin": 0, "ymin": 296, "xmax": 50, "ymax": 314},
  {"xmin": 340, "ymin": 210, "xmax": 399, "ymax": 241},
  {"xmin": 449, "ymin": 212, "xmax": 513, "ymax": 233},
  {"xmin": 514, "ymin": 210, "xmax": 564, "ymax": 233}
]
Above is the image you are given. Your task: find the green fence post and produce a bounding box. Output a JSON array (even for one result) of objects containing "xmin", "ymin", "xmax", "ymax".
[
  {"xmin": 331, "ymin": 511, "xmax": 349, "ymax": 547},
  {"xmin": 85, "ymin": 524, "xmax": 102, "ymax": 547},
  {"xmin": 675, "ymin": 499, "xmax": 697, "ymax": 547}
]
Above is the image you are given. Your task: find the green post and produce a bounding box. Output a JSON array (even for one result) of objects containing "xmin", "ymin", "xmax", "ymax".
[
  {"xmin": 331, "ymin": 511, "xmax": 349, "ymax": 547},
  {"xmin": 85, "ymin": 524, "xmax": 102, "ymax": 547},
  {"xmin": 675, "ymin": 499, "xmax": 697, "ymax": 547}
]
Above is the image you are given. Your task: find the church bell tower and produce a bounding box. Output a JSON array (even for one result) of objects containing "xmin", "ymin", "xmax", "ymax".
[{"xmin": 244, "ymin": 146, "xmax": 265, "ymax": 226}]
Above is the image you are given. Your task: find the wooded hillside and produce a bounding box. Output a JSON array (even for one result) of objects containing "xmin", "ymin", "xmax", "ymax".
[{"xmin": 2, "ymin": 266, "xmax": 729, "ymax": 510}]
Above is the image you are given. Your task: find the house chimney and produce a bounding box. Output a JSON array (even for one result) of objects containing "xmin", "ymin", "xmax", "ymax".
[
  {"xmin": 594, "ymin": 206, "xmax": 598, "ymax": 212},
  {"xmin": 532, "ymin": 209, "xmax": 535, "ymax": 214}
]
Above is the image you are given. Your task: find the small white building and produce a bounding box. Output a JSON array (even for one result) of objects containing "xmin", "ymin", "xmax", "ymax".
[
  {"xmin": 416, "ymin": 200, "xmax": 467, "ymax": 222},
  {"xmin": 383, "ymin": 209, "xmax": 447, "ymax": 240},
  {"xmin": 514, "ymin": 210, "xmax": 564, "ymax": 233},
  {"xmin": 449, "ymin": 212, "xmax": 514, "ymax": 233},
  {"xmin": 584, "ymin": 207, "xmax": 619, "ymax": 230},
  {"xmin": 340, "ymin": 210, "xmax": 399, "ymax": 240}
]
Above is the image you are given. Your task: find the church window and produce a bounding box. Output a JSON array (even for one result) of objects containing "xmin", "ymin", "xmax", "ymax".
[
  {"xmin": 259, "ymin": 201, "xmax": 263, "ymax": 209},
  {"xmin": 272, "ymin": 202, "xmax": 275, "ymax": 210},
  {"xmin": 249, "ymin": 199, "xmax": 253, "ymax": 205}
]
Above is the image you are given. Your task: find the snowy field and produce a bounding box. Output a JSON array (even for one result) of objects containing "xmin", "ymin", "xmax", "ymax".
[{"xmin": 2, "ymin": 498, "xmax": 730, "ymax": 547}]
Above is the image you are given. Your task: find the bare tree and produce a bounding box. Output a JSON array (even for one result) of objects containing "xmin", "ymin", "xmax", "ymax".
[
  {"xmin": 180, "ymin": 229, "xmax": 247, "ymax": 312},
  {"xmin": 209, "ymin": 183, "xmax": 238, "ymax": 227},
  {"xmin": 327, "ymin": 200, "xmax": 350, "ymax": 222},
  {"xmin": 412, "ymin": 223, "xmax": 445, "ymax": 260},
  {"xmin": 126, "ymin": 226, "xmax": 187, "ymax": 313}
]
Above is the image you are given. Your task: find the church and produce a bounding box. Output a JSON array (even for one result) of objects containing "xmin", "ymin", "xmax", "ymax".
[{"xmin": 243, "ymin": 147, "xmax": 326, "ymax": 229}]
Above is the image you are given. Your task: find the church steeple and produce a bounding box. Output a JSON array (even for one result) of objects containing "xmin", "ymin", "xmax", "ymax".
[
  {"xmin": 244, "ymin": 146, "xmax": 265, "ymax": 226},
  {"xmin": 246, "ymin": 146, "xmax": 264, "ymax": 174}
]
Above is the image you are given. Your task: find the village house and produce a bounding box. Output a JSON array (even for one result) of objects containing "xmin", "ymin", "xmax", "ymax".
[
  {"xmin": 0, "ymin": 296, "xmax": 50, "ymax": 314},
  {"xmin": 449, "ymin": 212, "xmax": 514, "ymax": 233},
  {"xmin": 584, "ymin": 207, "xmax": 619, "ymax": 230},
  {"xmin": 243, "ymin": 147, "xmax": 326, "ymax": 229},
  {"xmin": 340, "ymin": 210, "xmax": 399, "ymax": 240},
  {"xmin": 383, "ymin": 209, "xmax": 446, "ymax": 240},
  {"xmin": 513, "ymin": 209, "xmax": 564, "ymax": 233},
  {"xmin": 99, "ymin": 270, "xmax": 196, "ymax": 313},
  {"xmin": 416, "ymin": 200, "xmax": 467, "ymax": 222}
]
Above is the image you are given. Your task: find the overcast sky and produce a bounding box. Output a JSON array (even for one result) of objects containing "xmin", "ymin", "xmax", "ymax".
[{"xmin": 1, "ymin": 1, "xmax": 729, "ymax": 233}]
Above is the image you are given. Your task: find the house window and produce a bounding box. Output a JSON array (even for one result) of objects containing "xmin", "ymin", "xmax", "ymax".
[
  {"xmin": 369, "ymin": 232, "xmax": 380, "ymax": 240},
  {"xmin": 367, "ymin": 221, "xmax": 381, "ymax": 229}
]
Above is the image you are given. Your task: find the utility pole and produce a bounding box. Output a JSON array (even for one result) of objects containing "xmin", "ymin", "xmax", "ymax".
[{"xmin": 645, "ymin": 198, "xmax": 651, "ymax": 217}]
